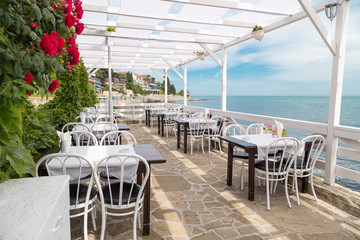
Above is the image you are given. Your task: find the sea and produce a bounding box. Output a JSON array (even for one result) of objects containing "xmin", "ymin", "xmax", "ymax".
[{"xmin": 176, "ymin": 96, "xmax": 360, "ymax": 192}]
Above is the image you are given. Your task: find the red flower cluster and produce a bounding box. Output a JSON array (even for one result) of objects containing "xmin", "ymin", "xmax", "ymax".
[
  {"xmin": 48, "ymin": 80, "xmax": 60, "ymax": 93},
  {"xmin": 75, "ymin": 22, "xmax": 84, "ymax": 35},
  {"xmin": 67, "ymin": 65, "xmax": 73, "ymax": 71},
  {"xmin": 32, "ymin": 23, "xmax": 38, "ymax": 28},
  {"xmin": 67, "ymin": 37, "xmax": 80, "ymax": 65},
  {"xmin": 39, "ymin": 31, "xmax": 65, "ymax": 56},
  {"xmin": 26, "ymin": 91, "xmax": 31, "ymax": 96},
  {"xmin": 24, "ymin": 72, "xmax": 33, "ymax": 84},
  {"xmin": 65, "ymin": 13, "xmax": 76, "ymax": 28}
]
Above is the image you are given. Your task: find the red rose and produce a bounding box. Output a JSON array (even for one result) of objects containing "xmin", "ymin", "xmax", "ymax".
[
  {"xmin": 32, "ymin": 23, "xmax": 38, "ymax": 28},
  {"xmin": 68, "ymin": 45, "xmax": 80, "ymax": 65},
  {"xmin": 24, "ymin": 72, "xmax": 33, "ymax": 84},
  {"xmin": 26, "ymin": 91, "xmax": 31, "ymax": 96},
  {"xmin": 64, "ymin": 13, "xmax": 76, "ymax": 28},
  {"xmin": 58, "ymin": 37, "xmax": 65, "ymax": 51},
  {"xmin": 67, "ymin": 65, "xmax": 73, "ymax": 71},
  {"xmin": 52, "ymin": 4, "xmax": 57, "ymax": 9},
  {"xmin": 51, "ymin": 31, "xmax": 59, "ymax": 38},
  {"xmin": 67, "ymin": 36, "xmax": 76, "ymax": 46},
  {"xmin": 75, "ymin": 23, "xmax": 84, "ymax": 35},
  {"xmin": 48, "ymin": 80, "xmax": 60, "ymax": 93},
  {"xmin": 39, "ymin": 33, "xmax": 59, "ymax": 56},
  {"xmin": 74, "ymin": 2, "xmax": 83, "ymax": 19}
]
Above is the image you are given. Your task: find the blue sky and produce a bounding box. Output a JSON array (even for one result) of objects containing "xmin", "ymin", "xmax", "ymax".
[{"xmin": 124, "ymin": 2, "xmax": 360, "ymax": 96}]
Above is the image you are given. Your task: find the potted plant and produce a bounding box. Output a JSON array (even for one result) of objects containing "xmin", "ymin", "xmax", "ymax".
[
  {"xmin": 193, "ymin": 51, "xmax": 205, "ymax": 61},
  {"xmin": 251, "ymin": 25, "xmax": 264, "ymax": 41},
  {"xmin": 106, "ymin": 26, "xmax": 116, "ymax": 36}
]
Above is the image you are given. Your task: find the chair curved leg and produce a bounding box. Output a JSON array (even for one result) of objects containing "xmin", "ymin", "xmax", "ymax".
[
  {"xmin": 284, "ymin": 174, "xmax": 292, "ymax": 208},
  {"xmin": 133, "ymin": 210, "xmax": 138, "ymax": 240},
  {"xmin": 266, "ymin": 177, "xmax": 271, "ymax": 210},
  {"xmin": 218, "ymin": 139, "xmax": 222, "ymax": 152},
  {"xmin": 91, "ymin": 206, "xmax": 97, "ymax": 231},
  {"xmin": 310, "ymin": 172, "xmax": 318, "ymax": 201},
  {"xmin": 190, "ymin": 138, "xmax": 193, "ymax": 155},
  {"xmin": 201, "ymin": 137, "xmax": 205, "ymax": 154},
  {"xmin": 294, "ymin": 171, "xmax": 300, "ymax": 206}
]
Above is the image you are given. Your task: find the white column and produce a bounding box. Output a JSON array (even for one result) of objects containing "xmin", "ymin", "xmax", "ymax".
[
  {"xmin": 183, "ymin": 64, "xmax": 187, "ymax": 106},
  {"xmin": 164, "ymin": 69, "xmax": 168, "ymax": 104},
  {"xmin": 324, "ymin": 1, "xmax": 350, "ymax": 185},
  {"xmin": 221, "ymin": 48, "xmax": 227, "ymax": 111},
  {"xmin": 107, "ymin": 38, "xmax": 113, "ymax": 117}
]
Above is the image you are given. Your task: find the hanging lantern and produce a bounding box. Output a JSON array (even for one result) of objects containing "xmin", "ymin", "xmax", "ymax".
[{"xmin": 325, "ymin": 0, "xmax": 344, "ymax": 22}]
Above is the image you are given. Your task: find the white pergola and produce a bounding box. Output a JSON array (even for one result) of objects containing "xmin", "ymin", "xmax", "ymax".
[{"xmin": 77, "ymin": 0, "xmax": 351, "ymax": 186}]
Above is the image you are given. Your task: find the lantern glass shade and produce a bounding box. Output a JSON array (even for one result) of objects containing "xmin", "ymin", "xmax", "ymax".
[{"xmin": 325, "ymin": 1, "xmax": 338, "ymax": 22}]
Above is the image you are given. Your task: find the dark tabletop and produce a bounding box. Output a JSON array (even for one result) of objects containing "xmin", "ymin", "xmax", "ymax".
[
  {"xmin": 134, "ymin": 144, "xmax": 166, "ymax": 164},
  {"xmin": 117, "ymin": 123, "xmax": 130, "ymax": 131}
]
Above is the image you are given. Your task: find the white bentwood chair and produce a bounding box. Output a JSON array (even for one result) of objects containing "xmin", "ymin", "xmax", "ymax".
[
  {"xmin": 288, "ymin": 135, "xmax": 325, "ymax": 203},
  {"xmin": 94, "ymin": 154, "xmax": 150, "ymax": 240},
  {"xmin": 100, "ymin": 130, "xmax": 137, "ymax": 146},
  {"xmin": 246, "ymin": 123, "xmax": 269, "ymax": 135},
  {"xmin": 90, "ymin": 122, "xmax": 118, "ymax": 141},
  {"xmin": 255, "ymin": 137, "xmax": 299, "ymax": 210},
  {"xmin": 205, "ymin": 116, "xmax": 225, "ymax": 153},
  {"xmin": 224, "ymin": 124, "xmax": 248, "ymax": 190},
  {"xmin": 68, "ymin": 131, "xmax": 98, "ymax": 146},
  {"xmin": 62, "ymin": 122, "xmax": 90, "ymax": 133},
  {"xmin": 188, "ymin": 117, "xmax": 207, "ymax": 155},
  {"xmin": 36, "ymin": 153, "xmax": 98, "ymax": 240},
  {"xmin": 96, "ymin": 115, "xmax": 117, "ymax": 124}
]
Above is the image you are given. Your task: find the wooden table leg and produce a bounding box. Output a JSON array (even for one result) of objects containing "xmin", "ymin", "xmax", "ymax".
[
  {"xmin": 227, "ymin": 143, "xmax": 233, "ymax": 186},
  {"xmin": 157, "ymin": 115, "xmax": 161, "ymax": 134},
  {"xmin": 183, "ymin": 123, "xmax": 188, "ymax": 154},
  {"xmin": 143, "ymin": 167, "xmax": 151, "ymax": 236},
  {"xmin": 177, "ymin": 122, "xmax": 180, "ymax": 149},
  {"xmin": 247, "ymin": 149, "xmax": 256, "ymax": 201},
  {"xmin": 161, "ymin": 115, "xmax": 164, "ymax": 137}
]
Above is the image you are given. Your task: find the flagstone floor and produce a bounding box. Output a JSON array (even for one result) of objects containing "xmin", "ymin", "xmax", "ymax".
[{"xmin": 72, "ymin": 124, "xmax": 360, "ymax": 240}]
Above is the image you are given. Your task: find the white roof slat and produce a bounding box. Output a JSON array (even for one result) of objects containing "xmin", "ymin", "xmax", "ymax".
[{"xmin": 120, "ymin": 0, "xmax": 173, "ymax": 17}]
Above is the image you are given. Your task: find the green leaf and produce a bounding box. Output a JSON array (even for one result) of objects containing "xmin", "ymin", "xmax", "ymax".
[
  {"xmin": 32, "ymin": 4, "xmax": 42, "ymax": 20},
  {"xmin": 42, "ymin": 8, "xmax": 51, "ymax": 21},
  {"xmin": 14, "ymin": 61, "xmax": 23, "ymax": 76},
  {"xmin": 22, "ymin": 26, "xmax": 30, "ymax": 37},
  {"xmin": 50, "ymin": 13, "xmax": 56, "ymax": 27},
  {"xmin": 54, "ymin": 62, "xmax": 65, "ymax": 73},
  {"xmin": 29, "ymin": 31, "xmax": 38, "ymax": 41},
  {"xmin": 6, "ymin": 145, "xmax": 35, "ymax": 177},
  {"xmin": 23, "ymin": 55, "xmax": 31, "ymax": 67}
]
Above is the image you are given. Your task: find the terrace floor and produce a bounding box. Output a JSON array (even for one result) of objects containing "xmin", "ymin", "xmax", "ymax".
[{"xmin": 72, "ymin": 123, "xmax": 360, "ymax": 240}]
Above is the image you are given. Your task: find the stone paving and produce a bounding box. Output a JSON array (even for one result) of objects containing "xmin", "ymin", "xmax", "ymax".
[{"xmin": 72, "ymin": 124, "xmax": 360, "ymax": 240}]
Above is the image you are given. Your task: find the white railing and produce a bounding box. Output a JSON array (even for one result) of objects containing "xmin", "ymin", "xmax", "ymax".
[
  {"xmin": 112, "ymin": 102, "xmax": 166, "ymax": 121},
  {"xmin": 111, "ymin": 102, "xmax": 360, "ymax": 184}
]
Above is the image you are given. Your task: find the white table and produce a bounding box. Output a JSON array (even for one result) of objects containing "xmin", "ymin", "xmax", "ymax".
[
  {"xmin": 48, "ymin": 145, "xmax": 136, "ymax": 181},
  {"xmin": 231, "ymin": 134, "xmax": 281, "ymax": 160}
]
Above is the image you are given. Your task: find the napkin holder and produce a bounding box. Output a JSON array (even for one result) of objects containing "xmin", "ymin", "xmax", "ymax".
[
  {"xmin": 274, "ymin": 119, "xmax": 284, "ymax": 138},
  {"xmin": 61, "ymin": 132, "xmax": 72, "ymax": 153}
]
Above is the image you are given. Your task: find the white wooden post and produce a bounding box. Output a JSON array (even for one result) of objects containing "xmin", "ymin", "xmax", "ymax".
[
  {"xmin": 325, "ymin": 1, "xmax": 350, "ymax": 185},
  {"xmin": 107, "ymin": 37, "xmax": 113, "ymax": 117},
  {"xmin": 183, "ymin": 64, "xmax": 187, "ymax": 106},
  {"xmin": 164, "ymin": 69, "xmax": 168, "ymax": 104},
  {"xmin": 221, "ymin": 48, "xmax": 227, "ymax": 111}
]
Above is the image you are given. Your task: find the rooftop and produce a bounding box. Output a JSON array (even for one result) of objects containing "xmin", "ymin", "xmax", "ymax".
[{"xmin": 71, "ymin": 123, "xmax": 360, "ymax": 240}]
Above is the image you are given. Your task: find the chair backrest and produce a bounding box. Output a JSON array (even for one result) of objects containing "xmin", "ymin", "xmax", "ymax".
[
  {"xmin": 189, "ymin": 117, "xmax": 208, "ymax": 137},
  {"xmin": 265, "ymin": 137, "xmax": 299, "ymax": 175},
  {"xmin": 68, "ymin": 131, "xmax": 98, "ymax": 146},
  {"xmin": 62, "ymin": 122, "xmax": 90, "ymax": 133},
  {"xmin": 209, "ymin": 116, "xmax": 226, "ymax": 136},
  {"xmin": 176, "ymin": 112, "xmax": 192, "ymax": 120},
  {"xmin": 297, "ymin": 135, "xmax": 325, "ymax": 172},
  {"xmin": 246, "ymin": 123, "xmax": 269, "ymax": 135},
  {"xmin": 91, "ymin": 122, "xmax": 118, "ymax": 140},
  {"xmin": 100, "ymin": 131, "xmax": 137, "ymax": 146},
  {"xmin": 96, "ymin": 115, "xmax": 117, "ymax": 124},
  {"xmin": 224, "ymin": 124, "xmax": 246, "ymax": 136},
  {"xmin": 36, "ymin": 153, "xmax": 95, "ymax": 208},
  {"xmin": 94, "ymin": 154, "xmax": 150, "ymax": 209}
]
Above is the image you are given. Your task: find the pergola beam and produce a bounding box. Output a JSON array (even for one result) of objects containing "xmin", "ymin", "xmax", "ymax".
[
  {"xmin": 172, "ymin": 2, "xmax": 327, "ymax": 68},
  {"xmin": 163, "ymin": 59, "xmax": 183, "ymax": 80},
  {"xmin": 86, "ymin": 57, "xmax": 106, "ymax": 73},
  {"xmin": 161, "ymin": 0, "xmax": 292, "ymax": 16},
  {"xmin": 83, "ymin": 4, "xmax": 257, "ymax": 29},
  {"xmin": 86, "ymin": 21, "xmax": 240, "ymax": 39},
  {"xmin": 82, "ymin": 29, "xmax": 226, "ymax": 45},
  {"xmin": 297, "ymin": 0, "xmax": 336, "ymax": 55},
  {"xmin": 200, "ymin": 43, "xmax": 222, "ymax": 67}
]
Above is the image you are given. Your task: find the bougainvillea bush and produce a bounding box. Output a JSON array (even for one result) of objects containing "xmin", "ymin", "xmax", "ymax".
[{"xmin": 0, "ymin": 0, "xmax": 85, "ymax": 180}]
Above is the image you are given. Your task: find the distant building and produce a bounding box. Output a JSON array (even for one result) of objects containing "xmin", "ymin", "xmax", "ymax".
[
  {"xmin": 113, "ymin": 78, "xmax": 126, "ymax": 91},
  {"xmin": 88, "ymin": 77, "xmax": 102, "ymax": 91}
]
